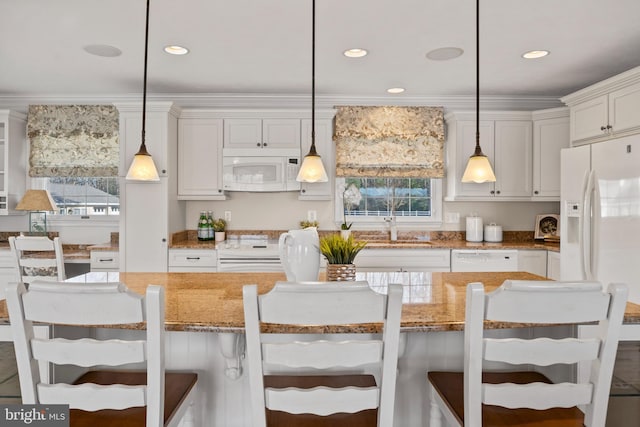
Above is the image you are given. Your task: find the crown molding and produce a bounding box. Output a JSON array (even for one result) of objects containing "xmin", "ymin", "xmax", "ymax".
[{"xmin": 0, "ymin": 92, "xmax": 563, "ymax": 113}]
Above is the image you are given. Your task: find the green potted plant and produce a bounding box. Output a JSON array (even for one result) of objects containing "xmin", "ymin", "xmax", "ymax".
[
  {"xmin": 320, "ymin": 233, "xmax": 367, "ymax": 281},
  {"xmin": 213, "ymin": 218, "xmax": 226, "ymax": 242}
]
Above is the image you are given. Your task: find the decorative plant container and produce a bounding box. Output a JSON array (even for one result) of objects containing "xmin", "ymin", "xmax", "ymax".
[{"xmin": 326, "ymin": 263, "xmax": 357, "ymax": 281}]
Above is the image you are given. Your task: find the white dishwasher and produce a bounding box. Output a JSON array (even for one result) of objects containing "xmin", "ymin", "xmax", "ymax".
[{"xmin": 450, "ymin": 249, "xmax": 518, "ymax": 272}]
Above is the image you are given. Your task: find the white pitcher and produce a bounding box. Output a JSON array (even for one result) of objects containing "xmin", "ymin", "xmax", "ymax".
[{"xmin": 278, "ymin": 227, "xmax": 320, "ymax": 282}]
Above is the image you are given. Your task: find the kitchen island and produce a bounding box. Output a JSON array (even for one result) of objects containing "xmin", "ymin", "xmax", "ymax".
[{"xmin": 2, "ymin": 271, "xmax": 638, "ymax": 427}]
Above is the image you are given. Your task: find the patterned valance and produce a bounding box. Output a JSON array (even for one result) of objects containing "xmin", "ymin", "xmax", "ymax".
[
  {"xmin": 334, "ymin": 106, "xmax": 444, "ymax": 178},
  {"xmin": 27, "ymin": 105, "xmax": 119, "ymax": 177}
]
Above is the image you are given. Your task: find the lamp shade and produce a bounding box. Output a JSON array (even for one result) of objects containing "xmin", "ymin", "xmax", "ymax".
[
  {"xmin": 15, "ymin": 190, "xmax": 58, "ymax": 212},
  {"xmin": 126, "ymin": 151, "xmax": 160, "ymax": 181},
  {"xmin": 461, "ymin": 154, "xmax": 496, "ymax": 183},
  {"xmin": 297, "ymin": 152, "xmax": 328, "ymax": 182}
]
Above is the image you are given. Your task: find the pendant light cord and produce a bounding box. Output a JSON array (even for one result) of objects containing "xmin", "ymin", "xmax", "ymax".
[
  {"xmin": 140, "ymin": 0, "xmax": 150, "ymax": 154},
  {"xmin": 309, "ymin": 0, "xmax": 318, "ymax": 156},
  {"xmin": 474, "ymin": 0, "xmax": 481, "ymax": 155}
]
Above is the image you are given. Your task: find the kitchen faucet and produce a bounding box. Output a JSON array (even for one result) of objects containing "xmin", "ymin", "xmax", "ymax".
[{"xmin": 384, "ymin": 216, "xmax": 398, "ymax": 241}]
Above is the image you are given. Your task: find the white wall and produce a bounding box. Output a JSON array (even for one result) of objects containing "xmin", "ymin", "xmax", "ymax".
[{"xmin": 185, "ymin": 194, "xmax": 560, "ymax": 232}]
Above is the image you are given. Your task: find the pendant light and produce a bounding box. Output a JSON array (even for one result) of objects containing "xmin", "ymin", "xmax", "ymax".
[
  {"xmin": 296, "ymin": 0, "xmax": 328, "ymax": 183},
  {"xmin": 126, "ymin": 0, "xmax": 160, "ymax": 181},
  {"xmin": 461, "ymin": 0, "xmax": 496, "ymax": 183}
]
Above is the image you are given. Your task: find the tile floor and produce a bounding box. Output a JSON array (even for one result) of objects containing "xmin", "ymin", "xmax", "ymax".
[{"xmin": 0, "ymin": 342, "xmax": 20, "ymax": 404}]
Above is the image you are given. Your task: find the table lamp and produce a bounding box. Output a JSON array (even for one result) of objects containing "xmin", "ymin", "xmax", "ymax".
[{"xmin": 15, "ymin": 190, "xmax": 58, "ymax": 234}]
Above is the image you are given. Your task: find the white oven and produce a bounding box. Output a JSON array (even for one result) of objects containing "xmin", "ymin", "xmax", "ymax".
[
  {"xmin": 222, "ymin": 148, "xmax": 300, "ymax": 192},
  {"xmin": 216, "ymin": 235, "xmax": 284, "ymax": 272}
]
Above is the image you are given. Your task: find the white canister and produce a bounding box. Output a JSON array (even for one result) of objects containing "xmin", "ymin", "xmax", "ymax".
[
  {"xmin": 466, "ymin": 216, "xmax": 483, "ymax": 242},
  {"xmin": 484, "ymin": 223, "xmax": 503, "ymax": 242}
]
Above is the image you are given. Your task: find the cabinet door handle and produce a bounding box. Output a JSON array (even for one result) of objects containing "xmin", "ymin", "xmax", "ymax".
[
  {"xmin": 263, "ymin": 142, "xmax": 268, "ymax": 147},
  {"xmin": 606, "ymin": 124, "xmax": 612, "ymax": 130},
  {"xmin": 186, "ymin": 257, "xmax": 201, "ymax": 260},
  {"xmin": 490, "ymin": 190, "xmax": 495, "ymax": 195},
  {"xmin": 534, "ymin": 190, "xmax": 539, "ymax": 195},
  {"xmin": 600, "ymin": 125, "xmax": 607, "ymax": 131},
  {"xmin": 496, "ymin": 190, "xmax": 501, "ymax": 195},
  {"xmin": 301, "ymin": 189, "xmax": 306, "ymax": 193},
  {"xmin": 99, "ymin": 258, "xmax": 114, "ymax": 262}
]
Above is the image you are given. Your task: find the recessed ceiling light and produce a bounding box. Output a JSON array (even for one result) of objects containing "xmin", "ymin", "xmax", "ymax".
[
  {"xmin": 522, "ymin": 50, "xmax": 549, "ymax": 59},
  {"xmin": 164, "ymin": 45, "xmax": 190, "ymax": 55},
  {"xmin": 83, "ymin": 44, "xmax": 122, "ymax": 57},
  {"xmin": 387, "ymin": 87, "xmax": 405, "ymax": 94},
  {"xmin": 426, "ymin": 47, "xmax": 464, "ymax": 61},
  {"xmin": 343, "ymin": 48, "xmax": 368, "ymax": 58}
]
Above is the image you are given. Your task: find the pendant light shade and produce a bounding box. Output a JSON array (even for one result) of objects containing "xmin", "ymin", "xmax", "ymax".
[
  {"xmin": 461, "ymin": 0, "xmax": 496, "ymax": 184},
  {"xmin": 296, "ymin": 0, "xmax": 328, "ymax": 183},
  {"xmin": 126, "ymin": 0, "xmax": 160, "ymax": 182}
]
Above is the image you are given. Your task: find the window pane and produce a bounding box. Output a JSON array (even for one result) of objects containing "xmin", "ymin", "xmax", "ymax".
[
  {"xmin": 44, "ymin": 177, "xmax": 120, "ymax": 216},
  {"xmin": 343, "ymin": 177, "xmax": 433, "ymax": 218}
]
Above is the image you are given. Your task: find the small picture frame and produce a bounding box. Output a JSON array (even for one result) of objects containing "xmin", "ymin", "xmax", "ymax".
[{"xmin": 534, "ymin": 214, "xmax": 560, "ymax": 240}]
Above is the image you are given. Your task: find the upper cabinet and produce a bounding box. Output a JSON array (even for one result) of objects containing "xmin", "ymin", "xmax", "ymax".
[
  {"xmin": 178, "ymin": 116, "xmax": 226, "ymax": 200},
  {"xmin": 562, "ymin": 66, "xmax": 640, "ymax": 144},
  {"xmin": 532, "ymin": 108, "xmax": 570, "ymax": 200},
  {"xmin": 446, "ymin": 111, "xmax": 532, "ymax": 201},
  {"xmin": 0, "ymin": 110, "xmax": 26, "ymax": 215},
  {"xmin": 223, "ymin": 118, "xmax": 300, "ymax": 149}
]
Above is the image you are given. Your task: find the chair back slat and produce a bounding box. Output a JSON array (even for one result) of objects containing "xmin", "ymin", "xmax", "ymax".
[
  {"xmin": 31, "ymin": 338, "xmax": 146, "ymax": 367},
  {"xmin": 244, "ymin": 281, "xmax": 403, "ymax": 427},
  {"xmin": 463, "ymin": 280, "xmax": 628, "ymax": 427},
  {"xmin": 263, "ymin": 340, "xmax": 383, "ymax": 369},
  {"xmin": 5, "ymin": 280, "xmax": 168, "ymax": 423},
  {"xmin": 37, "ymin": 383, "xmax": 146, "ymax": 411},
  {"xmin": 265, "ymin": 386, "xmax": 379, "ymax": 415},
  {"xmin": 259, "ymin": 281, "xmax": 386, "ymax": 325},
  {"xmin": 483, "ymin": 337, "xmax": 601, "ymax": 366},
  {"xmin": 485, "ymin": 280, "xmax": 610, "ymax": 323},
  {"xmin": 9, "ymin": 236, "xmax": 66, "ymax": 282},
  {"xmin": 23, "ymin": 282, "xmax": 145, "ymax": 325},
  {"xmin": 482, "ymin": 382, "xmax": 593, "ymax": 409}
]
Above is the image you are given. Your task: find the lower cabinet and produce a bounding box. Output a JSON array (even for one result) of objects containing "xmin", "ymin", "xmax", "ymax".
[
  {"xmin": 517, "ymin": 249, "xmax": 547, "ymax": 277},
  {"xmin": 355, "ymin": 249, "xmax": 451, "ymax": 272},
  {"xmin": 0, "ymin": 250, "xmax": 18, "ymax": 298},
  {"xmin": 168, "ymin": 249, "xmax": 217, "ymax": 272},
  {"xmin": 546, "ymin": 251, "xmax": 561, "ymax": 280}
]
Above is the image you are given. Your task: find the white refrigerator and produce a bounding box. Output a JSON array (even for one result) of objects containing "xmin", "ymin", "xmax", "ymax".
[
  {"xmin": 560, "ymin": 134, "xmax": 640, "ymax": 303},
  {"xmin": 561, "ymin": 135, "xmax": 640, "ymax": 426}
]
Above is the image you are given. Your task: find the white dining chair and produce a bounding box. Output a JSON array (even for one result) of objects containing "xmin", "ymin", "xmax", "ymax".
[
  {"xmin": 427, "ymin": 280, "xmax": 628, "ymax": 427},
  {"xmin": 8, "ymin": 235, "xmax": 66, "ymax": 283},
  {"xmin": 5, "ymin": 280, "xmax": 198, "ymax": 427},
  {"xmin": 243, "ymin": 280, "xmax": 403, "ymax": 427}
]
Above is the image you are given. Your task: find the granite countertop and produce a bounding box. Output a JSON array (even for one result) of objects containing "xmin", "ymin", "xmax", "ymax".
[
  {"xmin": 2, "ymin": 271, "xmax": 636, "ymax": 333},
  {"xmin": 169, "ymin": 229, "xmax": 560, "ymax": 252}
]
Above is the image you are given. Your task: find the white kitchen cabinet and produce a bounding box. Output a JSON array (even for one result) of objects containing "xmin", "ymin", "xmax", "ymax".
[
  {"xmin": 298, "ymin": 118, "xmax": 334, "ymax": 200},
  {"xmin": 446, "ymin": 112, "xmax": 532, "ymax": 201},
  {"xmin": 546, "ymin": 250, "xmax": 561, "ymax": 280},
  {"xmin": 355, "ymin": 248, "xmax": 451, "ymax": 272},
  {"xmin": 90, "ymin": 250, "xmax": 120, "ymax": 272},
  {"xmin": 517, "ymin": 249, "xmax": 547, "ymax": 277},
  {"xmin": 116, "ymin": 102, "xmax": 186, "ymax": 272},
  {"xmin": 562, "ymin": 68, "xmax": 640, "ymax": 144},
  {"xmin": 178, "ymin": 117, "xmax": 226, "ymax": 200},
  {"xmin": 532, "ymin": 108, "xmax": 570, "ymax": 200},
  {"xmin": 223, "ymin": 118, "xmax": 300, "ymax": 149},
  {"xmin": 168, "ymin": 249, "xmax": 217, "ymax": 272},
  {"xmin": 0, "ymin": 110, "xmax": 26, "ymax": 215}
]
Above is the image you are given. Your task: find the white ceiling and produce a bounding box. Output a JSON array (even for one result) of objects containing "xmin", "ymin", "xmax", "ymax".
[{"xmin": 2, "ymin": 0, "xmax": 640, "ymax": 105}]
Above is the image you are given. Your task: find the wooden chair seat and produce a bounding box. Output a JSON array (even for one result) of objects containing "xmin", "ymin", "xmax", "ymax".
[
  {"xmin": 264, "ymin": 375, "xmax": 378, "ymax": 427},
  {"xmin": 428, "ymin": 371, "xmax": 585, "ymax": 427},
  {"xmin": 70, "ymin": 371, "xmax": 198, "ymax": 427}
]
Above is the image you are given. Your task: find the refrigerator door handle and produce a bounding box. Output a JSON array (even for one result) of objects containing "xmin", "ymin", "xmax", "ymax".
[
  {"xmin": 591, "ymin": 170, "xmax": 601, "ymax": 279},
  {"xmin": 582, "ymin": 170, "xmax": 595, "ymax": 280}
]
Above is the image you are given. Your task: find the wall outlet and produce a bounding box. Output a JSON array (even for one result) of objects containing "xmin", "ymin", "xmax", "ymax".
[
  {"xmin": 224, "ymin": 211, "xmax": 232, "ymax": 222},
  {"xmin": 307, "ymin": 210, "xmax": 317, "ymax": 221},
  {"xmin": 445, "ymin": 212, "xmax": 460, "ymax": 223}
]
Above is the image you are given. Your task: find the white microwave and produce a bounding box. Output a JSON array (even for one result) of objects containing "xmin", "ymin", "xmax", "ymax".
[{"xmin": 222, "ymin": 148, "xmax": 301, "ymax": 192}]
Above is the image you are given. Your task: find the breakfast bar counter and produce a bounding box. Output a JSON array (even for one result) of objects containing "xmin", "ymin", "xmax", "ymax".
[{"xmin": 4, "ymin": 271, "xmax": 638, "ymax": 332}]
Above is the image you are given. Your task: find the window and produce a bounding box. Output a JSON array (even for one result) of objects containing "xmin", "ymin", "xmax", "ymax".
[
  {"xmin": 336, "ymin": 177, "xmax": 442, "ymax": 226},
  {"xmin": 35, "ymin": 177, "xmax": 120, "ymax": 216}
]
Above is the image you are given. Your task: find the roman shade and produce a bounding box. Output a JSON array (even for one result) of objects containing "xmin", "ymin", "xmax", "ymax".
[
  {"xmin": 334, "ymin": 106, "xmax": 444, "ymax": 178},
  {"xmin": 27, "ymin": 105, "xmax": 119, "ymax": 177}
]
